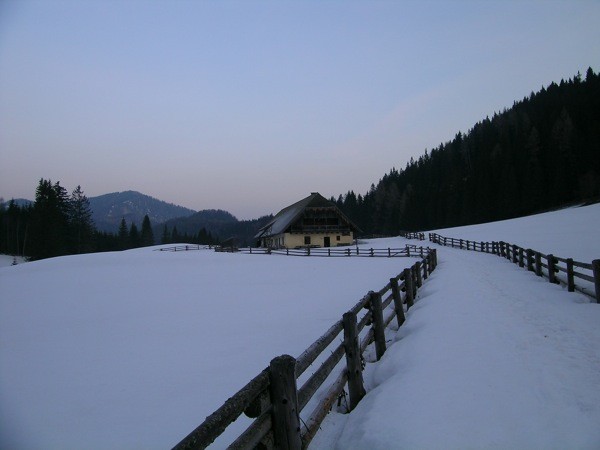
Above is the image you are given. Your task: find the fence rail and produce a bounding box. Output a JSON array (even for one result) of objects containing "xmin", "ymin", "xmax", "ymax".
[
  {"xmin": 399, "ymin": 231, "xmax": 426, "ymax": 240},
  {"xmin": 428, "ymin": 233, "xmax": 600, "ymax": 301},
  {"xmin": 233, "ymin": 245, "xmax": 429, "ymax": 258},
  {"xmin": 172, "ymin": 247, "xmax": 438, "ymax": 449},
  {"xmin": 155, "ymin": 245, "xmax": 214, "ymax": 252},
  {"xmin": 157, "ymin": 244, "xmax": 430, "ymax": 258}
]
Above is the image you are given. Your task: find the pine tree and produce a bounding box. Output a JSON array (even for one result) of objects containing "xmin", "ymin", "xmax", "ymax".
[
  {"xmin": 29, "ymin": 179, "xmax": 71, "ymax": 259},
  {"xmin": 129, "ymin": 223, "xmax": 141, "ymax": 248},
  {"xmin": 140, "ymin": 215, "xmax": 155, "ymax": 247},
  {"xmin": 70, "ymin": 185, "xmax": 95, "ymax": 254},
  {"xmin": 171, "ymin": 226, "xmax": 180, "ymax": 243},
  {"xmin": 161, "ymin": 225, "xmax": 170, "ymax": 244},
  {"xmin": 118, "ymin": 218, "xmax": 129, "ymax": 250}
]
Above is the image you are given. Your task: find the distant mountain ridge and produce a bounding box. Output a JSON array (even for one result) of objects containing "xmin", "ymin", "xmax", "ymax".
[
  {"xmin": 2, "ymin": 190, "xmax": 269, "ymax": 243},
  {"xmin": 89, "ymin": 191, "xmax": 197, "ymax": 232}
]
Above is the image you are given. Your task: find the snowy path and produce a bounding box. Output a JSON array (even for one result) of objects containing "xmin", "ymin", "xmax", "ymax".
[{"xmin": 312, "ymin": 244, "xmax": 600, "ymax": 449}]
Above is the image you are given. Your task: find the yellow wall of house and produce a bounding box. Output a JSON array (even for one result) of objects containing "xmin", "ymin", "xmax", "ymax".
[{"xmin": 262, "ymin": 232, "xmax": 354, "ymax": 248}]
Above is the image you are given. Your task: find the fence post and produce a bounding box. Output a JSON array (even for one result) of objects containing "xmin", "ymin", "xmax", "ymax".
[
  {"xmin": 370, "ymin": 248, "xmax": 374, "ymax": 257},
  {"xmin": 592, "ymin": 260, "xmax": 600, "ymax": 303},
  {"xmin": 518, "ymin": 248, "xmax": 524, "ymax": 268},
  {"xmin": 566, "ymin": 258, "xmax": 575, "ymax": 292},
  {"xmin": 512, "ymin": 245, "xmax": 518, "ymax": 264},
  {"xmin": 547, "ymin": 254, "xmax": 557, "ymax": 284},
  {"xmin": 403, "ymin": 268, "xmax": 414, "ymax": 309},
  {"xmin": 369, "ymin": 292, "xmax": 386, "ymax": 361},
  {"xmin": 415, "ymin": 261, "xmax": 422, "ymax": 288},
  {"xmin": 407, "ymin": 246, "xmax": 411, "ymax": 257},
  {"xmin": 535, "ymin": 252, "xmax": 542, "ymax": 276},
  {"xmin": 269, "ymin": 355, "xmax": 301, "ymax": 450},
  {"xmin": 390, "ymin": 278, "xmax": 405, "ymax": 327},
  {"xmin": 388, "ymin": 247, "xmax": 391, "ymax": 257},
  {"xmin": 342, "ymin": 312, "xmax": 366, "ymax": 410},
  {"xmin": 526, "ymin": 249, "xmax": 534, "ymax": 272},
  {"xmin": 422, "ymin": 257, "xmax": 428, "ymax": 280}
]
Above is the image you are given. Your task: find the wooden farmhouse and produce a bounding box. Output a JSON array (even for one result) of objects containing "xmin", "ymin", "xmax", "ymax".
[{"xmin": 254, "ymin": 192, "xmax": 361, "ymax": 249}]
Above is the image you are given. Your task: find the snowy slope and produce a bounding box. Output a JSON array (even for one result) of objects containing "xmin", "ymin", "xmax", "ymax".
[
  {"xmin": 316, "ymin": 246, "xmax": 600, "ymax": 449},
  {"xmin": 0, "ymin": 247, "xmax": 410, "ymax": 449},
  {"xmin": 312, "ymin": 204, "xmax": 600, "ymax": 449},
  {"xmin": 431, "ymin": 202, "xmax": 600, "ymax": 262},
  {"xmin": 1, "ymin": 203, "xmax": 599, "ymax": 449}
]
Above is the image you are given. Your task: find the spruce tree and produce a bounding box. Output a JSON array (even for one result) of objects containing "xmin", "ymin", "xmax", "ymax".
[
  {"xmin": 118, "ymin": 218, "xmax": 129, "ymax": 250},
  {"xmin": 161, "ymin": 225, "xmax": 170, "ymax": 244},
  {"xmin": 70, "ymin": 185, "xmax": 95, "ymax": 254},
  {"xmin": 129, "ymin": 223, "xmax": 141, "ymax": 248},
  {"xmin": 140, "ymin": 215, "xmax": 155, "ymax": 247},
  {"xmin": 29, "ymin": 179, "xmax": 71, "ymax": 259}
]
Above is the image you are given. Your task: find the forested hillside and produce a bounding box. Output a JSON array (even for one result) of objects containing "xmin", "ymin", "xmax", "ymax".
[
  {"xmin": 159, "ymin": 210, "xmax": 273, "ymax": 247},
  {"xmin": 89, "ymin": 191, "xmax": 197, "ymax": 233},
  {"xmin": 335, "ymin": 68, "xmax": 600, "ymax": 234}
]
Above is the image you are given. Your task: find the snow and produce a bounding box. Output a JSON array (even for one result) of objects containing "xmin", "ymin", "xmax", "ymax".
[
  {"xmin": 431, "ymin": 202, "xmax": 600, "ymax": 262},
  {"xmin": 0, "ymin": 246, "xmax": 409, "ymax": 449},
  {"xmin": 1, "ymin": 203, "xmax": 599, "ymax": 449},
  {"xmin": 0, "ymin": 255, "xmax": 26, "ymax": 268}
]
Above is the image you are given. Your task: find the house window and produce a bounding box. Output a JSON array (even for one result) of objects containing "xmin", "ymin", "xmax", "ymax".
[
  {"xmin": 336, "ymin": 235, "xmax": 340, "ymax": 241},
  {"xmin": 304, "ymin": 236, "xmax": 311, "ymax": 245}
]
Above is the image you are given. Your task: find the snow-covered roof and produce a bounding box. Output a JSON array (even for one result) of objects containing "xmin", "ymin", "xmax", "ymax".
[{"xmin": 254, "ymin": 192, "xmax": 360, "ymax": 239}]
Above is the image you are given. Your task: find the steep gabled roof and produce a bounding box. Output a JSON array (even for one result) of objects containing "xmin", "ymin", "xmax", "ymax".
[{"xmin": 254, "ymin": 192, "xmax": 360, "ymax": 239}]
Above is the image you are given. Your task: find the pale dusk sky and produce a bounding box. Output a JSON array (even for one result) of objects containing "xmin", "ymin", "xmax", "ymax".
[{"xmin": 1, "ymin": 0, "xmax": 598, "ymax": 219}]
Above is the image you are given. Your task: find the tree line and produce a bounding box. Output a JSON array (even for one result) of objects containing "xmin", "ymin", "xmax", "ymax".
[
  {"xmin": 158, "ymin": 224, "xmax": 219, "ymax": 246},
  {"xmin": 333, "ymin": 67, "xmax": 600, "ymax": 235},
  {"xmin": 0, "ymin": 179, "xmax": 214, "ymax": 260}
]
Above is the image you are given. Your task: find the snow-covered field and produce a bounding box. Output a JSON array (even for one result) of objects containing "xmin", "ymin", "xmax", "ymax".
[
  {"xmin": 0, "ymin": 245, "xmax": 410, "ymax": 449},
  {"xmin": 1, "ymin": 203, "xmax": 599, "ymax": 449}
]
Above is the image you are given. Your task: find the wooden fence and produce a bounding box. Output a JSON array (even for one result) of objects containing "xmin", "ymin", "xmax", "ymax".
[
  {"xmin": 172, "ymin": 248, "xmax": 438, "ymax": 449},
  {"xmin": 156, "ymin": 245, "xmax": 215, "ymax": 252},
  {"xmin": 235, "ymin": 245, "xmax": 429, "ymax": 258},
  {"xmin": 429, "ymin": 233, "xmax": 600, "ymax": 302},
  {"xmin": 158, "ymin": 244, "xmax": 431, "ymax": 258},
  {"xmin": 399, "ymin": 231, "xmax": 426, "ymax": 240}
]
